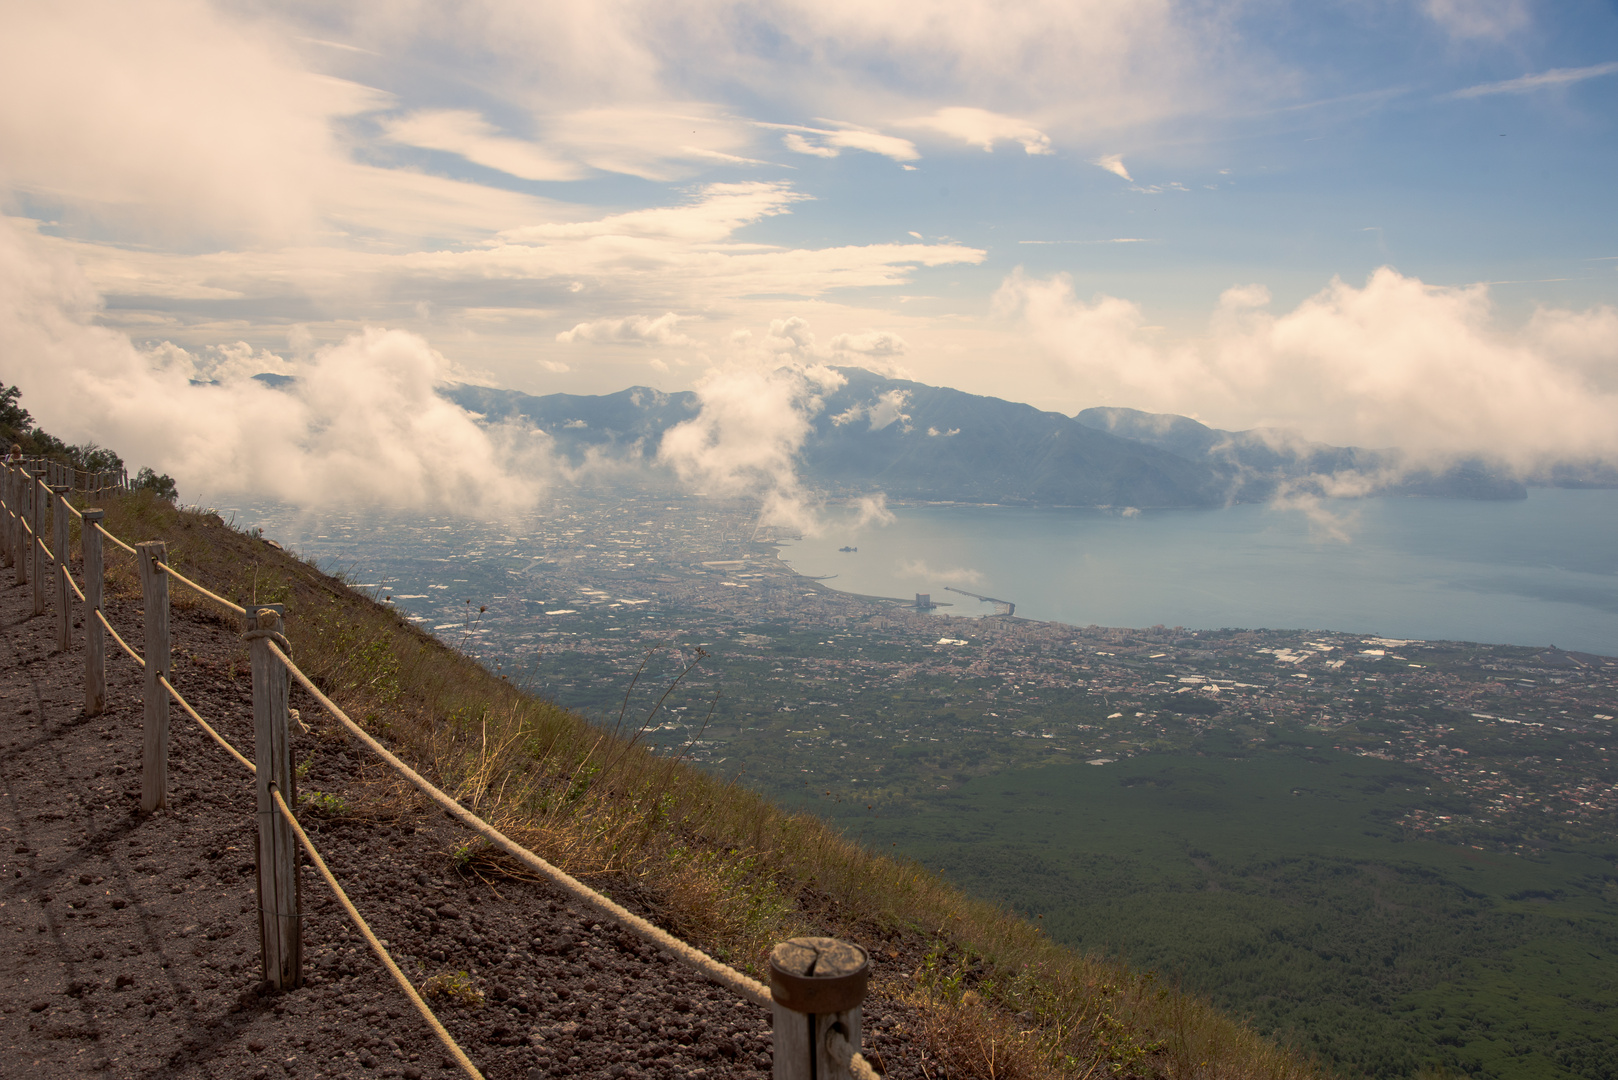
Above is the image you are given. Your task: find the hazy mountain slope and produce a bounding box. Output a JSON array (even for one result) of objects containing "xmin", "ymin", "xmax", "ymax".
[
  {"xmin": 446, "ymin": 371, "xmax": 1229, "ymax": 508},
  {"xmin": 1076, "ymin": 405, "xmax": 1528, "ymax": 500},
  {"xmin": 804, "ymin": 369, "xmax": 1223, "ymax": 506}
]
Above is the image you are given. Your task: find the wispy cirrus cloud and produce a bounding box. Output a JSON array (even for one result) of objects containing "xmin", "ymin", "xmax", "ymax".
[
  {"xmin": 769, "ymin": 122, "xmax": 920, "ymax": 164},
  {"xmin": 1447, "ymin": 61, "xmax": 1618, "ymax": 99},
  {"xmin": 380, "ymin": 109, "xmax": 586, "ymax": 181},
  {"xmin": 1095, "ymin": 153, "xmax": 1132, "ymax": 180},
  {"xmin": 907, "ymin": 107, "xmax": 1053, "ymax": 154}
]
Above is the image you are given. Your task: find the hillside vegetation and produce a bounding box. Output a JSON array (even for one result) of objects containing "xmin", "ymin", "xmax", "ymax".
[{"xmin": 82, "ymin": 487, "xmax": 1322, "ymax": 1080}]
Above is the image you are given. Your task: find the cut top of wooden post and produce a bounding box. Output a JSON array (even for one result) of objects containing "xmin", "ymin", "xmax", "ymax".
[{"xmin": 769, "ymin": 937, "xmax": 869, "ymax": 1015}]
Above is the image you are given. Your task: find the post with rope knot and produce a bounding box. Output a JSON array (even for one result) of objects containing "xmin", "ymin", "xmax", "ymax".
[
  {"xmin": 137, "ymin": 541, "xmax": 171, "ymax": 812},
  {"xmin": 769, "ymin": 937, "xmax": 872, "ymax": 1080},
  {"xmin": 248, "ymin": 604, "xmax": 302, "ymax": 990}
]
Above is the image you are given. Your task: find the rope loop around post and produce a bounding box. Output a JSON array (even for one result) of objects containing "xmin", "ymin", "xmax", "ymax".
[{"xmin": 240, "ymin": 626, "xmax": 293, "ymax": 655}]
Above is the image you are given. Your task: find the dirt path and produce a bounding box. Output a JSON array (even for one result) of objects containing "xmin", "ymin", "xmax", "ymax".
[{"xmin": 1, "ymin": 567, "xmax": 921, "ymax": 1080}]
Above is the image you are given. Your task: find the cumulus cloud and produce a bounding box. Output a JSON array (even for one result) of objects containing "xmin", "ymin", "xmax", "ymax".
[
  {"xmin": 556, "ymin": 312, "xmax": 696, "ymax": 346},
  {"xmin": 907, "ymin": 108, "xmax": 1053, "ymax": 154},
  {"xmin": 995, "ymin": 265, "xmax": 1618, "ymax": 472},
  {"xmin": 657, "ymin": 363, "xmax": 847, "ymax": 532},
  {"xmin": 832, "ymin": 389, "xmax": 913, "ymax": 432},
  {"xmin": 0, "ymin": 219, "xmax": 549, "ymax": 514},
  {"xmin": 852, "ymin": 493, "xmax": 895, "ymax": 527}
]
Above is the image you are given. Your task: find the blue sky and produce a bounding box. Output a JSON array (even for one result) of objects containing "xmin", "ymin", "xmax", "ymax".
[{"xmin": 1, "ymin": 1, "xmax": 1615, "ymax": 506}]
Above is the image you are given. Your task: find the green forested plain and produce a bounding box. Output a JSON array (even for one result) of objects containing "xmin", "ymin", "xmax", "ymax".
[{"xmin": 834, "ymin": 751, "xmax": 1618, "ymax": 1080}]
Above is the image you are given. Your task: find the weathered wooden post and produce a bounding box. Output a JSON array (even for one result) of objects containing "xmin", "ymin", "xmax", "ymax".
[
  {"xmin": 29, "ymin": 469, "xmax": 46, "ymax": 615},
  {"xmin": 83, "ymin": 510, "xmax": 105, "ymax": 717},
  {"xmin": 769, "ymin": 937, "xmax": 869, "ymax": 1080},
  {"xmin": 51, "ymin": 485, "xmax": 70, "ymax": 652},
  {"xmin": 1, "ymin": 465, "xmax": 13, "ymax": 568},
  {"xmin": 137, "ymin": 541, "xmax": 170, "ymax": 813},
  {"xmin": 249, "ymin": 604, "xmax": 301, "ymax": 990},
  {"xmin": 10, "ymin": 468, "xmax": 23, "ymax": 583}
]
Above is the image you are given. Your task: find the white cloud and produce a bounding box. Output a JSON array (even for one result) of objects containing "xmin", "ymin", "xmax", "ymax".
[
  {"xmin": 557, "ymin": 312, "xmax": 696, "ymax": 346},
  {"xmin": 897, "ymin": 557, "xmax": 983, "ymax": 586},
  {"xmin": 657, "ymin": 363, "xmax": 847, "ymax": 531},
  {"xmin": 831, "ymin": 389, "xmax": 912, "ymax": 432},
  {"xmin": 996, "ymin": 265, "xmax": 1618, "ymax": 470},
  {"xmin": 830, "ymin": 330, "xmax": 910, "ymax": 356},
  {"xmin": 776, "ymin": 123, "xmax": 921, "ymax": 162},
  {"xmin": 1447, "ymin": 62, "xmax": 1618, "ymax": 99},
  {"xmin": 546, "ymin": 105, "xmax": 771, "ymax": 181},
  {"xmin": 0, "ymin": 218, "xmax": 550, "ymax": 513},
  {"xmin": 380, "ymin": 109, "xmax": 585, "ymax": 181},
  {"xmin": 1095, "ymin": 154, "xmax": 1133, "ymax": 181},
  {"xmin": 907, "ymin": 107, "xmax": 1053, "ymax": 154},
  {"xmin": 783, "ymin": 133, "xmax": 842, "ymax": 158},
  {"xmin": 500, "ymin": 181, "xmax": 807, "ymax": 244},
  {"xmin": 1424, "ymin": 0, "xmax": 1531, "ymax": 41},
  {"xmin": 0, "ymin": 0, "xmax": 387, "ymax": 245}
]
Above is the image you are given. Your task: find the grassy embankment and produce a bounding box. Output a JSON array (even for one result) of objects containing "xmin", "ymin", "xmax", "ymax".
[{"xmin": 82, "ymin": 489, "xmax": 1323, "ymax": 1080}]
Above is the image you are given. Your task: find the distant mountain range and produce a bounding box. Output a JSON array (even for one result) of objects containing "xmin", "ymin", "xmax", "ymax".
[{"xmin": 262, "ymin": 368, "xmax": 1603, "ymax": 507}]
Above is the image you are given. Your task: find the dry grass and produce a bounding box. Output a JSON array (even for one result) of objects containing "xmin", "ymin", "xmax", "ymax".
[{"xmin": 81, "ymin": 491, "xmax": 1328, "ymax": 1080}]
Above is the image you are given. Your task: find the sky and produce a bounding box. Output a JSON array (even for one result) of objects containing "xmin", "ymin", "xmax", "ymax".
[{"xmin": 1, "ymin": 0, "xmax": 1616, "ymax": 509}]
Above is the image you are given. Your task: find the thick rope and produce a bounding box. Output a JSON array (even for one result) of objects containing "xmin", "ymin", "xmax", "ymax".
[
  {"xmin": 264, "ymin": 639, "xmax": 775, "ymax": 1010},
  {"xmin": 34, "ymin": 535, "xmax": 51, "ymax": 562},
  {"xmin": 65, "ymin": 569, "xmax": 86, "ymax": 604},
  {"xmin": 93, "ymin": 521, "xmax": 137, "ymax": 555},
  {"xmin": 270, "ymin": 787, "xmax": 486, "ymax": 1080},
  {"xmin": 158, "ymin": 560, "xmax": 248, "ymax": 617},
  {"xmin": 827, "ymin": 1027, "xmax": 882, "ymax": 1080},
  {"xmin": 95, "ymin": 608, "xmax": 144, "ymax": 668},
  {"xmin": 241, "ymin": 627, "xmax": 293, "ymax": 654},
  {"xmin": 158, "ymin": 674, "xmax": 256, "ymax": 774}
]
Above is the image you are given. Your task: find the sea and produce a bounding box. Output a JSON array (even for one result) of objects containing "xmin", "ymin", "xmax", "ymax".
[
  {"xmin": 217, "ymin": 487, "xmax": 1618, "ymax": 657},
  {"xmin": 778, "ymin": 488, "xmax": 1618, "ymax": 655}
]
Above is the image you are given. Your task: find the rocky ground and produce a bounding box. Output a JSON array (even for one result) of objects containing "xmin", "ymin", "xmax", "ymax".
[{"xmin": 1, "ymin": 561, "xmax": 926, "ymax": 1080}]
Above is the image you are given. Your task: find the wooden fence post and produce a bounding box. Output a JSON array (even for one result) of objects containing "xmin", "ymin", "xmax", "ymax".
[
  {"xmin": 769, "ymin": 937, "xmax": 869, "ymax": 1080},
  {"xmin": 11, "ymin": 468, "xmax": 23, "ymax": 585},
  {"xmin": 1, "ymin": 466, "xmax": 12, "ymax": 569},
  {"xmin": 51, "ymin": 485, "xmax": 70, "ymax": 652},
  {"xmin": 83, "ymin": 510, "xmax": 105, "ymax": 717},
  {"xmin": 29, "ymin": 469, "xmax": 46, "ymax": 615},
  {"xmin": 137, "ymin": 541, "xmax": 170, "ymax": 813},
  {"xmin": 250, "ymin": 604, "xmax": 302, "ymax": 990}
]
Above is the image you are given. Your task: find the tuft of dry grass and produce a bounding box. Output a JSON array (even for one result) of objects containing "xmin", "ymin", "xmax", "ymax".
[{"xmin": 79, "ymin": 491, "xmax": 1327, "ymax": 1080}]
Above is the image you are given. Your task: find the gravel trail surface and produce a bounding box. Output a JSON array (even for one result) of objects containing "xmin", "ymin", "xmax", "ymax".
[{"xmin": 2, "ymin": 567, "xmax": 922, "ymax": 1080}]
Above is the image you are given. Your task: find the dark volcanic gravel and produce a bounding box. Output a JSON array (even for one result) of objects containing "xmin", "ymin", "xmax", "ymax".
[{"xmin": 1, "ymin": 562, "xmax": 925, "ymax": 1079}]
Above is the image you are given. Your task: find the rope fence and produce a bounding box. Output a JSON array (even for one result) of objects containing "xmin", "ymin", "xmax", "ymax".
[{"xmin": 0, "ymin": 459, "xmax": 881, "ymax": 1080}]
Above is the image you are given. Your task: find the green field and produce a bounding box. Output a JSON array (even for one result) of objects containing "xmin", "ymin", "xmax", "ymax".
[{"xmin": 839, "ymin": 751, "xmax": 1618, "ymax": 1079}]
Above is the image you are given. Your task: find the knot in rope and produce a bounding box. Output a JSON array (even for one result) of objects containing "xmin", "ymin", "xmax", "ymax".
[{"xmin": 241, "ymin": 628, "xmax": 293, "ymax": 655}]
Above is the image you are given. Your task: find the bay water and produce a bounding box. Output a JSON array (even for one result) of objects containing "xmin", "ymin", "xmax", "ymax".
[{"xmin": 778, "ymin": 488, "xmax": 1618, "ymax": 655}]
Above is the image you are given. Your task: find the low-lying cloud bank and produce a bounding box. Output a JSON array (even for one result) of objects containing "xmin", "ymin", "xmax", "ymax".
[
  {"xmin": 997, "ymin": 266, "xmax": 1618, "ymax": 474},
  {"xmin": 0, "ymin": 219, "xmax": 550, "ymax": 515}
]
